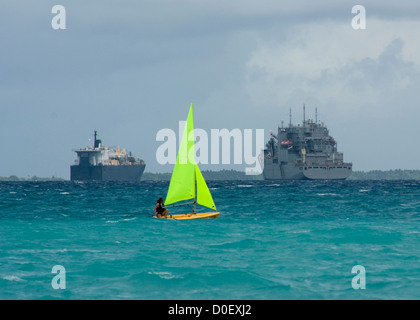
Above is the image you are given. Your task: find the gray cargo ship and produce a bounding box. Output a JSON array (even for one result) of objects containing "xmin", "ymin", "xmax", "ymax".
[
  {"xmin": 263, "ymin": 106, "xmax": 352, "ymax": 180},
  {"xmin": 70, "ymin": 131, "xmax": 145, "ymax": 182}
]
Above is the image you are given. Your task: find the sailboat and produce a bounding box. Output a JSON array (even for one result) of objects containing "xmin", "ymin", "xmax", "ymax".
[{"xmin": 159, "ymin": 103, "xmax": 219, "ymax": 220}]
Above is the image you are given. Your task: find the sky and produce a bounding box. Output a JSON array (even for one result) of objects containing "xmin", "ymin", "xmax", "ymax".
[{"xmin": 1, "ymin": 0, "xmax": 420, "ymax": 178}]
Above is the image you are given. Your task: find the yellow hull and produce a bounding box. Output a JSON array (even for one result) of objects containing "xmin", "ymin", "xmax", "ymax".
[{"xmin": 157, "ymin": 212, "xmax": 220, "ymax": 220}]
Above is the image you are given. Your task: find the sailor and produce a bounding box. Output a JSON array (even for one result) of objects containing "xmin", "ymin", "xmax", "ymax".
[{"xmin": 154, "ymin": 198, "xmax": 169, "ymax": 218}]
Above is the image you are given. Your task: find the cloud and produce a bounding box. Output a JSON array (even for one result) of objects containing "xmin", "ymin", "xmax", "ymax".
[
  {"xmin": 244, "ymin": 18, "xmax": 420, "ymax": 170},
  {"xmin": 245, "ymin": 18, "xmax": 420, "ymax": 117},
  {"xmin": 1, "ymin": 2, "xmax": 420, "ymax": 176}
]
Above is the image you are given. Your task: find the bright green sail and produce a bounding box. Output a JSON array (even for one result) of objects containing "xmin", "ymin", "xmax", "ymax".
[
  {"xmin": 195, "ymin": 164, "xmax": 217, "ymax": 210},
  {"xmin": 164, "ymin": 103, "xmax": 217, "ymax": 212},
  {"xmin": 165, "ymin": 103, "xmax": 196, "ymax": 205}
]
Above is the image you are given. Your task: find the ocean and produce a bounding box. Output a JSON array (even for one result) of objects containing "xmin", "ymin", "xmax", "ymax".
[{"xmin": 0, "ymin": 180, "xmax": 419, "ymax": 300}]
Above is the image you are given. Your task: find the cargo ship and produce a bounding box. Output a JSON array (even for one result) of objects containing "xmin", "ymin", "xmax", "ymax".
[
  {"xmin": 70, "ymin": 131, "xmax": 145, "ymax": 182},
  {"xmin": 263, "ymin": 106, "xmax": 352, "ymax": 180}
]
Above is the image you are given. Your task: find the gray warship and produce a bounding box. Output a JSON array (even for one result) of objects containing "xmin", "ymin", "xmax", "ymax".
[
  {"xmin": 71, "ymin": 131, "xmax": 146, "ymax": 182},
  {"xmin": 263, "ymin": 106, "xmax": 352, "ymax": 180}
]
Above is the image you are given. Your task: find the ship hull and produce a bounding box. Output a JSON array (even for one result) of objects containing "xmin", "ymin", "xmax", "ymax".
[
  {"xmin": 70, "ymin": 164, "xmax": 145, "ymax": 182},
  {"xmin": 156, "ymin": 212, "xmax": 220, "ymax": 220},
  {"xmin": 263, "ymin": 161, "xmax": 352, "ymax": 180},
  {"xmin": 302, "ymin": 165, "xmax": 352, "ymax": 180}
]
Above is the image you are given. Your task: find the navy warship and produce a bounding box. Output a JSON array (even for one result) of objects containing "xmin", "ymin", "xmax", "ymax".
[
  {"xmin": 70, "ymin": 131, "xmax": 146, "ymax": 182},
  {"xmin": 263, "ymin": 106, "xmax": 352, "ymax": 180}
]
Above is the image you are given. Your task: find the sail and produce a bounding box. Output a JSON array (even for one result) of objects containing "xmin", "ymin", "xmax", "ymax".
[
  {"xmin": 165, "ymin": 103, "xmax": 196, "ymax": 205},
  {"xmin": 195, "ymin": 164, "xmax": 217, "ymax": 210}
]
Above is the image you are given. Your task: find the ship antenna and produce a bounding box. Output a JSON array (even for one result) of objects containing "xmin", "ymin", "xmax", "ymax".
[
  {"xmin": 303, "ymin": 104, "xmax": 306, "ymax": 127},
  {"xmin": 289, "ymin": 108, "xmax": 292, "ymax": 127},
  {"xmin": 94, "ymin": 130, "xmax": 97, "ymax": 148},
  {"xmin": 315, "ymin": 108, "xmax": 318, "ymax": 124}
]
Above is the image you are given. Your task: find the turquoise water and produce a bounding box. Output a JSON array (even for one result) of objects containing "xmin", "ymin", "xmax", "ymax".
[{"xmin": 0, "ymin": 180, "xmax": 419, "ymax": 300}]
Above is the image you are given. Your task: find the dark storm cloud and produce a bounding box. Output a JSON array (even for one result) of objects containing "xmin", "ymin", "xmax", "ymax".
[{"xmin": 1, "ymin": 1, "xmax": 419, "ymax": 177}]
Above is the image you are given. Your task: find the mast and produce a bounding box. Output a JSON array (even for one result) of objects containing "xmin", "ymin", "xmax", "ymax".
[
  {"xmin": 315, "ymin": 108, "xmax": 318, "ymax": 124},
  {"xmin": 194, "ymin": 166, "xmax": 197, "ymax": 214},
  {"xmin": 289, "ymin": 108, "xmax": 292, "ymax": 127},
  {"xmin": 303, "ymin": 104, "xmax": 306, "ymax": 127},
  {"xmin": 93, "ymin": 130, "xmax": 101, "ymax": 149}
]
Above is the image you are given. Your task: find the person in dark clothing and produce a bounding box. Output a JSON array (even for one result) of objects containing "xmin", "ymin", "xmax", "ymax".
[{"xmin": 154, "ymin": 198, "xmax": 169, "ymax": 218}]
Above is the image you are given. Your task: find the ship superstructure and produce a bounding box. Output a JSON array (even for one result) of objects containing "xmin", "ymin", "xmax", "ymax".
[
  {"xmin": 263, "ymin": 107, "xmax": 352, "ymax": 180},
  {"xmin": 70, "ymin": 131, "xmax": 145, "ymax": 182}
]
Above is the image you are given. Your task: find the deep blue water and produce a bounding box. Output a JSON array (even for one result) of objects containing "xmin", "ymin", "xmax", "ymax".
[{"xmin": 0, "ymin": 180, "xmax": 419, "ymax": 300}]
